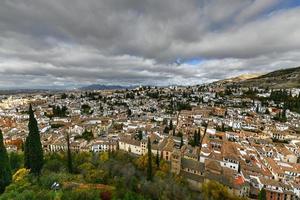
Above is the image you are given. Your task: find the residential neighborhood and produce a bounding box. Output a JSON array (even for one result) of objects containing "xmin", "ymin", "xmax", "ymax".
[{"xmin": 1, "ymin": 84, "xmax": 300, "ymax": 199}]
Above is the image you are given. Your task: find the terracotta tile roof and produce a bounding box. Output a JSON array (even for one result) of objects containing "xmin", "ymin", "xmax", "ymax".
[
  {"xmin": 181, "ymin": 158, "xmax": 205, "ymax": 172},
  {"xmin": 205, "ymin": 159, "xmax": 222, "ymax": 172},
  {"xmin": 221, "ymin": 141, "xmax": 240, "ymax": 161}
]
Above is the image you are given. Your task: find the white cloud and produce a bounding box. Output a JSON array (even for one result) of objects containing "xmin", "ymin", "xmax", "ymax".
[{"xmin": 0, "ymin": 0, "xmax": 299, "ymax": 88}]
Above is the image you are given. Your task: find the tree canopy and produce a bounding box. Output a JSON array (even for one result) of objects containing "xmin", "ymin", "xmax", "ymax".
[
  {"xmin": 24, "ymin": 104, "xmax": 44, "ymax": 175},
  {"xmin": 0, "ymin": 129, "xmax": 12, "ymax": 194}
]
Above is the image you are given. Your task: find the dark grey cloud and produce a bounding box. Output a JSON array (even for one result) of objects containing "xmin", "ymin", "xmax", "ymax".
[{"xmin": 0, "ymin": 0, "xmax": 299, "ymax": 88}]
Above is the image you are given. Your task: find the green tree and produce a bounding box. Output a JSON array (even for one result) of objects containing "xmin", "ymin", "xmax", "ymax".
[
  {"xmin": 197, "ymin": 129, "xmax": 201, "ymax": 146},
  {"xmin": 147, "ymin": 137, "xmax": 152, "ymax": 181},
  {"xmin": 66, "ymin": 132, "xmax": 73, "ymax": 174},
  {"xmin": 0, "ymin": 129, "xmax": 12, "ymax": 194},
  {"xmin": 180, "ymin": 136, "xmax": 184, "ymax": 148},
  {"xmin": 169, "ymin": 119, "xmax": 173, "ymax": 130},
  {"xmin": 258, "ymin": 188, "xmax": 266, "ymax": 200},
  {"xmin": 193, "ymin": 130, "xmax": 199, "ymax": 146},
  {"xmin": 61, "ymin": 93, "xmax": 68, "ymax": 99},
  {"xmin": 201, "ymin": 180, "xmax": 242, "ymax": 200},
  {"xmin": 127, "ymin": 108, "xmax": 132, "ymax": 117},
  {"xmin": 156, "ymin": 151, "xmax": 160, "ymax": 169},
  {"xmin": 24, "ymin": 104, "xmax": 44, "ymax": 175},
  {"xmin": 9, "ymin": 152, "xmax": 23, "ymax": 173},
  {"xmin": 163, "ymin": 126, "xmax": 170, "ymax": 134},
  {"xmin": 81, "ymin": 104, "xmax": 92, "ymax": 115},
  {"xmin": 75, "ymin": 129, "xmax": 94, "ymax": 141},
  {"xmin": 137, "ymin": 130, "xmax": 143, "ymax": 141}
]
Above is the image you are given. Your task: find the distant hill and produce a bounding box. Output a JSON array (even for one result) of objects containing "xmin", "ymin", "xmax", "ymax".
[
  {"xmin": 215, "ymin": 74, "xmax": 261, "ymax": 85},
  {"xmin": 80, "ymin": 84, "xmax": 136, "ymax": 90},
  {"xmin": 239, "ymin": 66, "xmax": 300, "ymax": 88},
  {"xmin": 213, "ymin": 66, "xmax": 300, "ymax": 88},
  {"xmin": 0, "ymin": 89, "xmax": 57, "ymax": 95}
]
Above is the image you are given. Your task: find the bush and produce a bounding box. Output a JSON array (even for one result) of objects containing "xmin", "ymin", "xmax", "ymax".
[
  {"xmin": 43, "ymin": 158, "xmax": 66, "ymax": 173},
  {"xmin": 61, "ymin": 189, "xmax": 101, "ymax": 200},
  {"xmin": 9, "ymin": 152, "xmax": 24, "ymax": 173}
]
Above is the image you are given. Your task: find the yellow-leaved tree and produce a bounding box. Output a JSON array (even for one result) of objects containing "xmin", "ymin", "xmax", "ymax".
[{"xmin": 12, "ymin": 168, "xmax": 30, "ymax": 183}]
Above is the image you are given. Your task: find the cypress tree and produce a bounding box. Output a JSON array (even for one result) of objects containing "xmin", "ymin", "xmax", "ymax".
[
  {"xmin": 24, "ymin": 104, "xmax": 44, "ymax": 175},
  {"xmin": 147, "ymin": 137, "xmax": 152, "ymax": 181},
  {"xmin": 24, "ymin": 136, "xmax": 30, "ymax": 169},
  {"xmin": 180, "ymin": 135, "xmax": 184, "ymax": 148},
  {"xmin": 169, "ymin": 119, "xmax": 173, "ymax": 130},
  {"xmin": 194, "ymin": 130, "xmax": 198, "ymax": 146},
  {"xmin": 258, "ymin": 188, "xmax": 266, "ymax": 200},
  {"xmin": 66, "ymin": 132, "xmax": 73, "ymax": 174},
  {"xmin": 156, "ymin": 151, "xmax": 160, "ymax": 169},
  {"xmin": 197, "ymin": 129, "xmax": 201, "ymax": 146},
  {"xmin": 138, "ymin": 130, "xmax": 143, "ymax": 140},
  {"xmin": 221, "ymin": 123, "xmax": 225, "ymax": 132},
  {"xmin": 0, "ymin": 129, "xmax": 12, "ymax": 194}
]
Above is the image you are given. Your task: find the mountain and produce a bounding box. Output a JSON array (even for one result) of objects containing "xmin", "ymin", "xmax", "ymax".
[
  {"xmin": 80, "ymin": 84, "xmax": 136, "ymax": 90},
  {"xmin": 239, "ymin": 66, "xmax": 300, "ymax": 88},
  {"xmin": 215, "ymin": 74, "xmax": 261, "ymax": 85},
  {"xmin": 0, "ymin": 89, "xmax": 58, "ymax": 95},
  {"xmin": 212, "ymin": 66, "xmax": 300, "ymax": 88}
]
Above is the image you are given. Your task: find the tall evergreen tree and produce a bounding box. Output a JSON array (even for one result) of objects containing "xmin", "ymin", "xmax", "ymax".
[
  {"xmin": 198, "ymin": 124, "xmax": 208, "ymax": 161},
  {"xmin": 180, "ymin": 135, "xmax": 184, "ymax": 148},
  {"xmin": 169, "ymin": 119, "xmax": 173, "ymax": 130},
  {"xmin": 221, "ymin": 123, "xmax": 225, "ymax": 132},
  {"xmin": 137, "ymin": 130, "xmax": 143, "ymax": 140},
  {"xmin": 258, "ymin": 188, "xmax": 266, "ymax": 200},
  {"xmin": 66, "ymin": 132, "xmax": 73, "ymax": 174},
  {"xmin": 0, "ymin": 129, "xmax": 12, "ymax": 194},
  {"xmin": 197, "ymin": 128, "xmax": 201, "ymax": 146},
  {"xmin": 147, "ymin": 137, "xmax": 152, "ymax": 181},
  {"xmin": 24, "ymin": 104, "xmax": 44, "ymax": 175},
  {"xmin": 156, "ymin": 151, "xmax": 160, "ymax": 169},
  {"xmin": 24, "ymin": 136, "xmax": 30, "ymax": 169},
  {"xmin": 193, "ymin": 130, "xmax": 199, "ymax": 146}
]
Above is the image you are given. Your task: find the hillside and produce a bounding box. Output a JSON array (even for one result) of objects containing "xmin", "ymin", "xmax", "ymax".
[
  {"xmin": 239, "ymin": 66, "xmax": 300, "ymax": 88},
  {"xmin": 80, "ymin": 84, "xmax": 135, "ymax": 90},
  {"xmin": 215, "ymin": 74, "xmax": 261, "ymax": 85},
  {"xmin": 213, "ymin": 66, "xmax": 300, "ymax": 88}
]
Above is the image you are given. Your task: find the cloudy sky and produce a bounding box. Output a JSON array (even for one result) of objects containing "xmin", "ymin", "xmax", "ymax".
[{"xmin": 0, "ymin": 0, "xmax": 300, "ymax": 89}]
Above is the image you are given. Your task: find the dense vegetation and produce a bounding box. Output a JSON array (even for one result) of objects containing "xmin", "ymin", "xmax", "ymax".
[
  {"xmin": 1, "ymin": 150, "xmax": 247, "ymax": 200},
  {"xmin": 239, "ymin": 66, "xmax": 300, "ymax": 88},
  {"xmin": 52, "ymin": 105, "xmax": 68, "ymax": 118},
  {"xmin": 45, "ymin": 105, "xmax": 68, "ymax": 118},
  {"xmin": 81, "ymin": 104, "xmax": 93, "ymax": 115},
  {"xmin": 0, "ymin": 150, "xmax": 196, "ymax": 200},
  {"xmin": 269, "ymin": 90, "xmax": 300, "ymax": 113},
  {"xmin": 237, "ymin": 88, "xmax": 300, "ymax": 114},
  {"xmin": 74, "ymin": 129, "xmax": 94, "ymax": 141},
  {"xmin": 0, "ymin": 130, "xmax": 12, "ymax": 194}
]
